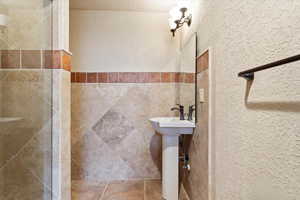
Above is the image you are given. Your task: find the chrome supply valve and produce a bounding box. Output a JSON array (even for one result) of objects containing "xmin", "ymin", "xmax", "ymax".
[{"xmin": 183, "ymin": 164, "xmax": 191, "ymax": 171}]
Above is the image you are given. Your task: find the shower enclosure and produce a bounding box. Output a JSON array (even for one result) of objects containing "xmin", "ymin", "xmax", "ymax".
[{"xmin": 0, "ymin": 0, "xmax": 53, "ymax": 199}]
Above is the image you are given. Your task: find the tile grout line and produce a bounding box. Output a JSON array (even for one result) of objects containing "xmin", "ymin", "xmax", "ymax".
[
  {"xmin": 98, "ymin": 183, "xmax": 109, "ymax": 200},
  {"xmin": 29, "ymin": 169, "xmax": 58, "ymax": 199},
  {"xmin": 40, "ymin": 49, "xmax": 43, "ymax": 69},
  {"xmin": 0, "ymin": 130, "xmax": 40, "ymax": 171},
  {"xmin": 19, "ymin": 49, "xmax": 22, "ymax": 69},
  {"xmin": 144, "ymin": 179, "xmax": 146, "ymax": 200},
  {"xmin": 0, "ymin": 122, "xmax": 50, "ymax": 171}
]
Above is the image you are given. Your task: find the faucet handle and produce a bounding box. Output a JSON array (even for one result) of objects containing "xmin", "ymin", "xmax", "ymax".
[
  {"xmin": 176, "ymin": 104, "xmax": 184, "ymax": 108},
  {"xmin": 188, "ymin": 105, "xmax": 195, "ymax": 121}
]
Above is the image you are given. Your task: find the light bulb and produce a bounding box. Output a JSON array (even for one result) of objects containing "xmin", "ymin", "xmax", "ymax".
[
  {"xmin": 168, "ymin": 18, "xmax": 177, "ymax": 30},
  {"xmin": 177, "ymin": 0, "xmax": 190, "ymax": 9},
  {"xmin": 0, "ymin": 14, "xmax": 8, "ymax": 27},
  {"xmin": 169, "ymin": 6, "xmax": 182, "ymax": 20}
]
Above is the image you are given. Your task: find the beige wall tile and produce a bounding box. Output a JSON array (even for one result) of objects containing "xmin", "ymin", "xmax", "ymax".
[
  {"xmin": 72, "ymin": 181, "xmax": 106, "ymax": 200},
  {"xmin": 101, "ymin": 180, "xmax": 144, "ymax": 200},
  {"xmin": 71, "ymin": 83, "xmax": 180, "ymax": 182},
  {"xmin": 145, "ymin": 180, "xmax": 162, "ymax": 200}
]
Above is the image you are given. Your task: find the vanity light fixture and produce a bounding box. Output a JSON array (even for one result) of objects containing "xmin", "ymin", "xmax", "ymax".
[{"xmin": 169, "ymin": 1, "xmax": 192, "ymax": 37}]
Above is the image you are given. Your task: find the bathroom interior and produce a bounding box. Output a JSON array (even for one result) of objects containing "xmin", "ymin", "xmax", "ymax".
[{"xmin": 0, "ymin": 0, "xmax": 299, "ymax": 200}]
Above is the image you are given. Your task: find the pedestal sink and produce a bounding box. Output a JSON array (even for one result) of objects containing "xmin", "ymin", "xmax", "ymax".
[{"xmin": 149, "ymin": 117, "xmax": 195, "ymax": 200}]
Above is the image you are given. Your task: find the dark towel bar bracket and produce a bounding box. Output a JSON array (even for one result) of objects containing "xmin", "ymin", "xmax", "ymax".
[{"xmin": 238, "ymin": 54, "xmax": 300, "ymax": 80}]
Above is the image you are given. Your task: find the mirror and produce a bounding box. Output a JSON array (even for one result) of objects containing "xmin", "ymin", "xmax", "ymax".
[{"xmin": 178, "ymin": 33, "xmax": 197, "ymax": 120}]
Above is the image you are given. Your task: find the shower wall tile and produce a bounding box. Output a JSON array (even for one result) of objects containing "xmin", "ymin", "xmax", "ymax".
[
  {"xmin": 43, "ymin": 50, "xmax": 72, "ymax": 71},
  {"xmin": 1, "ymin": 50, "xmax": 21, "ymax": 68},
  {"xmin": 2, "ymin": 0, "xmax": 52, "ymax": 51},
  {"xmin": 44, "ymin": 50, "xmax": 61, "ymax": 69},
  {"xmin": 71, "ymin": 83, "xmax": 185, "ymax": 182},
  {"xmin": 0, "ymin": 50, "xmax": 71, "ymax": 71},
  {"xmin": 0, "ymin": 156, "xmax": 52, "ymax": 200},
  {"xmin": 21, "ymin": 50, "xmax": 42, "ymax": 68},
  {"xmin": 0, "ymin": 70, "xmax": 52, "ymax": 130},
  {"xmin": 0, "ymin": 70, "xmax": 55, "ymax": 200},
  {"xmin": 1, "ymin": 1, "xmax": 71, "ymax": 200}
]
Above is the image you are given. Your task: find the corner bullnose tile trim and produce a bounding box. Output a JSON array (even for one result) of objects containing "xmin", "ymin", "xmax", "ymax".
[{"xmin": 71, "ymin": 72, "xmax": 195, "ymax": 84}]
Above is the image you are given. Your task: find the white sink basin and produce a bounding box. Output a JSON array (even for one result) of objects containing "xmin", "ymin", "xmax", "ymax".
[
  {"xmin": 149, "ymin": 117, "xmax": 195, "ymax": 200},
  {"xmin": 149, "ymin": 117, "xmax": 195, "ymax": 135}
]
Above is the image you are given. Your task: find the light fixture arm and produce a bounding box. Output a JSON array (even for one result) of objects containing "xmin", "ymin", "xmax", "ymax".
[{"xmin": 170, "ymin": 7, "xmax": 192, "ymax": 37}]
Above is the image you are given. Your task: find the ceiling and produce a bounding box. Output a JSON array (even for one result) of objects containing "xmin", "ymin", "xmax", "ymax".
[{"xmin": 70, "ymin": 0, "xmax": 178, "ymax": 12}]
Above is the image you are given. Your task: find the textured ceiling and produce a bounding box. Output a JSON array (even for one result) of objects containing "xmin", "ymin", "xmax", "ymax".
[{"xmin": 70, "ymin": 0, "xmax": 178, "ymax": 12}]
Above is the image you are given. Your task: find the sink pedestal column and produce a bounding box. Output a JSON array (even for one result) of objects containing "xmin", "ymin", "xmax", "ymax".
[{"xmin": 162, "ymin": 135, "xmax": 179, "ymax": 200}]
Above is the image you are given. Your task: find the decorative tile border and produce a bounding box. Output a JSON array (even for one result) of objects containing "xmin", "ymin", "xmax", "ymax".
[
  {"xmin": 71, "ymin": 72, "xmax": 195, "ymax": 83},
  {"xmin": 197, "ymin": 50, "xmax": 209, "ymax": 73},
  {"xmin": 0, "ymin": 50, "xmax": 72, "ymax": 71}
]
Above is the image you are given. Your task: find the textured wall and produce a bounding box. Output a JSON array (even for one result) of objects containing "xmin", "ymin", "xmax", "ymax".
[
  {"xmin": 181, "ymin": 0, "xmax": 300, "ymax": 199},
  {"xmin": 70, "ymin": 10, "xmax": 180, "ymax": 72},
  {"xmin": 71, "ymin": 82, "xmax": 182, "ymax": 182}
]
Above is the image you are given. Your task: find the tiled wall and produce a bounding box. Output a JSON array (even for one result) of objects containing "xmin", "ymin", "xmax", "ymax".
[
  {"xmin": 0, "ymin": 50, "xmax": 71, "ymax": 71},
  {"xmin": 0, "ymin": 0, "xmax": 52, "ymax": 50},
  {"xmin": 0, "ymin": 70, "xmax": 53, "ymax": 199},
  {"xmin": 0, "ymin": 50, "xmax": 72, "ymax": 200},
  {"xmin": 181, "ymin": 50, "xmax": 209, "ymax": 200},
  {"xmin": 72, "ymin": 179, "xmax": 162, "ymax": 200},
  {"xmin": 0, "ymin": 0, "xmax": 71, "ymax": 199},
  {"xmin": 71, "ymin": 74, "xmax": 195, "ymax": 184},
  {"xmin": 71, "ymin": 72, "xmax": 195, "ymax": 83}
]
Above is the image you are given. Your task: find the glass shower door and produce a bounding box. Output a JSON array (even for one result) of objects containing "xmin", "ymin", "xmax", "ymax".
[{"xmin": 0, "ymin": 0, "xmax": 53, "ymax": 199}]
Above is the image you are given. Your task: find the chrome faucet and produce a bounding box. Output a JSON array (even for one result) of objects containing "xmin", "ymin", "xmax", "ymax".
[
  {"xmin": 171, "ymin": 104, "xmax": 185, "ymax": 120},
  {"xmin": 187, "ymin": 105, "xmax": 195, "ymax": 121}
]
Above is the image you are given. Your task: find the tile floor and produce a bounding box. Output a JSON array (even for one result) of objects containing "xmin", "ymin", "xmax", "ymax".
[{"xmin": 72, "ymin": 179, "xmax": 162, "ymax": 200}]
